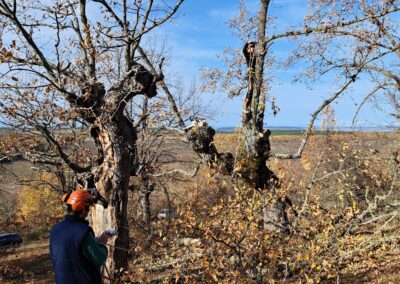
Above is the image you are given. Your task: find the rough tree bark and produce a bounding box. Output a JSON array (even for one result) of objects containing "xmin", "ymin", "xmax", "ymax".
[
  {"xmin": 135, "ymin": 96, "xmax": 155, "ymax": 233},
  {"xmin": 137, "ymin": 185, "xmax": 152, "ymax": 230},
  {"xmin": 91, "ymin": 118, "xmax": 136, "ymax": 271}
]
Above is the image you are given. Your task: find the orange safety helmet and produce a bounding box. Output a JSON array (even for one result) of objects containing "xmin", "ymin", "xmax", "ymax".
[{"xmin": 62, "ymin": 189, "xmax": 95, "ymax": 213}]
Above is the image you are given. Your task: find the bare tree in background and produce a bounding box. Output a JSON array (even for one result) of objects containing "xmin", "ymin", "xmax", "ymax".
[
  {"xmin": 125, "ymin": 40, "xmax": 210, "ymax": 236},
  {"xmin": 195, "ymin": 0, "xmax": 400, "ymax": 232},
  {"xmin": 131, "ymin": 92, "xmax": 201, "ymax": 237}
]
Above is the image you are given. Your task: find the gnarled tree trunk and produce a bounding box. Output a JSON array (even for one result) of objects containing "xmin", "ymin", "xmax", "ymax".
[
  {"xmin": 185, "ymin": 119, "xmax": 289, "ymax": 234},
  {"xmin": 87, "ymin": 64, "xmax": 158, "ymax": 280},
  {"xmin": 91, "ymin": 117, "xmax": 136, "ymax": 277},
  {"xmin": 186, "ymin": 0, "xmax": 289, "ymax": 234}
]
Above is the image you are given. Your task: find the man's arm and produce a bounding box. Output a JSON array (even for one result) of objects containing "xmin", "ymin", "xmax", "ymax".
[{"xmin": 82, "ymin": 232, "xmax": 108, "ymax": 268}]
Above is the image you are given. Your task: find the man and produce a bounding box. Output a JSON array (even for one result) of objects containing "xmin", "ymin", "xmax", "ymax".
[{"xmin": 50, "ymin": 189, "xmax": 110, "ymax": 284}]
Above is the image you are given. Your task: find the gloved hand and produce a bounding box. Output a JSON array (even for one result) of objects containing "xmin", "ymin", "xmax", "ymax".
[
  {"xmin": 96, "ymin": 232, "xmax": 110, "ymax": 244},
  {"xmin": 96, "ymin": 228, "xmax": 117, "ymax": 244}
]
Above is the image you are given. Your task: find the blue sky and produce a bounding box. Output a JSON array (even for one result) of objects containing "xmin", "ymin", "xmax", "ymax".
[
  {"xmin": 156, "ymin": 0, "xmax": 399, "ymax": 129},
  {"xmin": 0, "ymin": 0, "xmax": 397, "ymax": 129}
]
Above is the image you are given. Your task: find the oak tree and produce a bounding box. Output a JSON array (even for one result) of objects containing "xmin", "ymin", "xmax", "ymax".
[{"xmin": 0, "ymin": 0, "xmax": 184, "ymax": 277}]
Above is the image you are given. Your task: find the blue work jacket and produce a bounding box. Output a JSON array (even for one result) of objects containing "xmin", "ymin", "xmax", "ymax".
[{"xmin": 50, "ymin": 215, "xmax": 102, "ymax": 284}]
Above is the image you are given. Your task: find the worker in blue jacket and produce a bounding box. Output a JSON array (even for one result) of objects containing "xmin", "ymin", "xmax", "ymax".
[{"xmin": 50, "ymin": 189, "xmax": 110, "ymax": 284}]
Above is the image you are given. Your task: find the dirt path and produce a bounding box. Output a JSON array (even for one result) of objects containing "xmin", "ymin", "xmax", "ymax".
[{"xmin": 0, "ymin": 240, "xmax": 53, "ymax": 283}]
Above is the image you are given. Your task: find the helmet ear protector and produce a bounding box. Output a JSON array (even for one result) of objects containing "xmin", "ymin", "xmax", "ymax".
[{"xmin": 61, "ymin": 192, "xmax": 70, "ymax": 203}]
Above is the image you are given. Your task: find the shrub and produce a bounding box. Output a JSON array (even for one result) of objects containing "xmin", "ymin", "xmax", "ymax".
[{"xmin": 17, "ymin": 172, "xmax": 64, "ymax": 236}]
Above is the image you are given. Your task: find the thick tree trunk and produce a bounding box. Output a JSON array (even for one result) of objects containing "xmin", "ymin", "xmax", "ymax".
[
  {"xmin": 262, "ymin": 192, "xmax": 290, "ymax": 234},
  {"xmin": 91, "ymin": 116, "xmax": 136, "ymax": 280},
  {"xmin": 82, "ymin": 60, "xmax": 158, "ymax": 281},
  {"xmin": 240, "ymin": 124, "xmax": 290, "ymax": 234},
  {"xmin": 185, "ymin": 119, "xmax": 289, "ymax": 233}
]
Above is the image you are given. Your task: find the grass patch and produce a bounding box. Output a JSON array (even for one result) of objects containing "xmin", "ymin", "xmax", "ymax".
[{"xmin": 270, "ymin": 129, "xmax": 305, "ymax": 136}]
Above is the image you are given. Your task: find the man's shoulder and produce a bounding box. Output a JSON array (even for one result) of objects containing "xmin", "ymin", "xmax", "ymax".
[
  {"xmin": 51, "ymin": 216, "xmax": 90, "ymax": 232},
  {"xmin": 51, "ymin": 218, "xmax": 65, "ymax": 231}
]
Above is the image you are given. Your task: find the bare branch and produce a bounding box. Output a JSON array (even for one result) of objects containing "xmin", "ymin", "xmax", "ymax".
[
  {"xmin": 352, "ymin": 83, "xmax": 392, "ymax": 126},
  {"xmin": 131, "ymin": 0, "xmax": 184, "ymax": 43},
  {"xmin": 92, "ymin": 0, "xmax": 124, "ymax": 28},
  {"xmin": 271, "ymin": 71, "xmax": 362, "ymax": 159},
  {"xmin": 137, "ymin": 45, "xmax": 185, "ymax": 128},
  {"xmin": 1, "ymin": 0, "xmax": 57, "ymax": 80},
  {"xmin": 35, "ymin": 125, "xmax": 91, "ymax": 173},
  {"xmin": 364, "ymin": 65, "xmax": 400, "ymax": 87},
  {"xmin": 265, "ymin": 6, "xmax": 400, "ymax": 45}
]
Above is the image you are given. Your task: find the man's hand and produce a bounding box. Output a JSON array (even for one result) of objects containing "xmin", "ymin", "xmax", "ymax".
[
  {"xmin": 96, "ymin": 232, "xmax": 110, "ymax": 244},
  {"xmin": 96, "ymin": 228, "xmax": 117, "ymax": 244}
]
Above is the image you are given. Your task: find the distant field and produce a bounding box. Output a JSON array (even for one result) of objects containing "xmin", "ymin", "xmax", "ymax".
[
  {"xmin": 217, "ymin": 129, "xmax": 394, "ymax": 136},
  {"xmin": 217, "ymin": 129, "xmax": 336, "ymax": 136},
  {"xmin": 269, "ymin": 130, "xmax": 360, "ymax": 136}
]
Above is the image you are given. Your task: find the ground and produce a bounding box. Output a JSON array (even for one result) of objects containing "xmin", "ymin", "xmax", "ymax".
[
  {"xmin": 0, "ymin": 241, "xmax": 53, "ymax": 283},
  {"xmin": 2, "ymin": 240, "xmax": 400, "ymax": 283}
]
